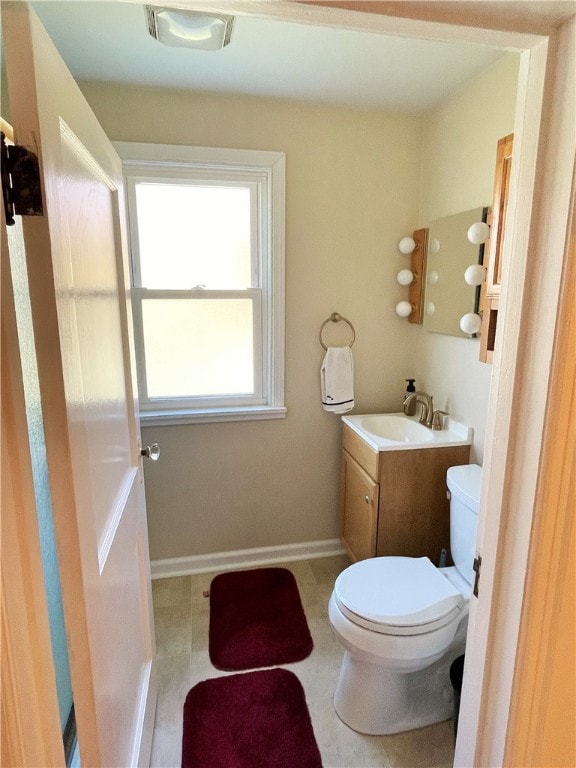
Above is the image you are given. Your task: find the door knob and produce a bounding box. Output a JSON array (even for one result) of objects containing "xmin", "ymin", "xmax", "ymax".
[{"xmin": 141, "ymin": 443, "xmax": 160, "ymax": 461}]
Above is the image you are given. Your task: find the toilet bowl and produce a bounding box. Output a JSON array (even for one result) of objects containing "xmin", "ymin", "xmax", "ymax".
[{"xmin": 328, "ymin": 463, "xmax": 481, "ymax": 735}]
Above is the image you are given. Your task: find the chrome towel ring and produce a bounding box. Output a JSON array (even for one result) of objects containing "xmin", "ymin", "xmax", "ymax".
[{"xmin": 319, "ymin": 312, "xmax": 356, "ymax": 350}]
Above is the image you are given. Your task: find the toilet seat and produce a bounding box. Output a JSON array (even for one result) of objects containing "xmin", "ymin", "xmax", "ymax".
[{"xmin": 334, "ymin": 557, "xmax": 464, "ymax": 637}]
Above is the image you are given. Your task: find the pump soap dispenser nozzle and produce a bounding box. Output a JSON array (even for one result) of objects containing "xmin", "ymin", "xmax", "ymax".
[{"xmin": 404, "ymin": 379, "xmax": 417, "ymax": 416}]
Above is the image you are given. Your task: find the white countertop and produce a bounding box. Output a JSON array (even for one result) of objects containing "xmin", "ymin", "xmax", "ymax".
[{"xmin": 342, "ymin": 412, "xmax": 473, "ymax": 452}]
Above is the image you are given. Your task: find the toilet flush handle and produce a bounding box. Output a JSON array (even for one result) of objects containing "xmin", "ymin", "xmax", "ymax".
[{"xmin": 472, "ymin": 554, "xmax": 482, "ymax": 598}]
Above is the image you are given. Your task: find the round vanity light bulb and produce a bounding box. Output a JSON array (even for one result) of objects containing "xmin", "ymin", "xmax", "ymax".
[
  {"xmin": 429, "ymin": 238, "xmax": 440, "ymax": 255},
  {"xmin": 427, "ymin": 270, "xmax": 439, "ymax": 285},
  {"xmin": 396, "ymin": 301, "xmax": 413, "ymax": 318},
  {"xmin": 398, "ymin": 236, "xmax": 416, "ymax": 255},
  {"xmin": 464, "ymin": 264, "xmax": 487, "ymax": 286},
  {"xmin": 467, "ymin": 221, "xmax": 490, "ymax": 245},
  {"xmin": 426, "ymin": 301, "xmax": 436, "ymax": 316},
  {"xmin": 460, "ymin": 312, "xmax": 482, "ymax": 335},
  {"xmin": 396, "ymin": 269, "xmax": 414, "ymax": 286}
]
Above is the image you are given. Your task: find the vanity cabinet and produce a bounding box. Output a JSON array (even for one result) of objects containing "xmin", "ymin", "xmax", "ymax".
[
  {"xmin": 340, "ymin": 424, "xmax": 470, "ymax": 564},
  {"xmin": 480, "ymin": 133, "xmax": 514, "ymax": 363}
]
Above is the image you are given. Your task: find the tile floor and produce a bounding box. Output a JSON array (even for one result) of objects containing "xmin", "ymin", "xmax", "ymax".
[{"xmin": 150, "ymin": 555, "xmax": 456, "ymax": 768}]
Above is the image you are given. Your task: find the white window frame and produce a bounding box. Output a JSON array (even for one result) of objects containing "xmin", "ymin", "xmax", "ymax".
[{"xmin": 115, "ymin": 142, "xmax": 286, "ymax": 425}]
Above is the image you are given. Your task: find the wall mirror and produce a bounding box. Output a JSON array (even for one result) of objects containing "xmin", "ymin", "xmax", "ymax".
[{"xmin": 424, "ymin": 207, "xmax": 488, "ymax": 338}]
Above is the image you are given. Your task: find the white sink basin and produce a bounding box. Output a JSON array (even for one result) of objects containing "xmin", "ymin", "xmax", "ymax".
[
  {"xmin": 342, "ymin": 412, "xmax": 472, "ymax": 452},
  {"xmin": 359, "ymin": 414, "xmax": 433, "ymax": 443}
]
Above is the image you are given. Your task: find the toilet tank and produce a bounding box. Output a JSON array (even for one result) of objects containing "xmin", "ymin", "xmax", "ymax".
[{"xmin": 447, "ymin": 464, "xmax": 482, "ymax": 586}]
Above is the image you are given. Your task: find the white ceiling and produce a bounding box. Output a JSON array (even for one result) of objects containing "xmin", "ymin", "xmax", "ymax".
[{"xmin": 31, "ymin": 1, "xmax": 509, "ymax": 114}]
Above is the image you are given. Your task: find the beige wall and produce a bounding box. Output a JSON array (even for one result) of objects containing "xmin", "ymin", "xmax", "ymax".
[
  {"xmin": 82, "ymin": 55, "xmax": 518, "ymax": 560},
  {"xmin": 81, "ymin": 83, "xmax": 423, "ymax": 560},
  {"xmin": 415, "ymin": 53, "xmax": 520, "ymax": 463}
]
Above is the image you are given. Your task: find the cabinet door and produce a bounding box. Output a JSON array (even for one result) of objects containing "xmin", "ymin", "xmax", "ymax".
[
  {"xmin": 485, "ymin": 133, "xmax": 514, "ymax": 297},
  {"xmin": 480, "ymin": 133, "xmax": 513, "ymax": 363},
  {"xmin": 341, "ymin": 450, "xmax": 379, "ymax": 562},
  {"xmin": 376, "ymin": 446, "xmax": 470, "ymax": 562}
]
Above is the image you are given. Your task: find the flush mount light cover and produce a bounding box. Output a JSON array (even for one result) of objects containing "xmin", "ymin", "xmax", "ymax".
[{"xmin": 146, "ymin": 6, "xmax": 234, "ymax": 50}]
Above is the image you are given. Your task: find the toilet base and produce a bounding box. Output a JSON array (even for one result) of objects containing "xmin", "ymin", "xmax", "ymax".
[{"xmin": 333, "ymin": 644, "xmax": 464, "ymax": 735}]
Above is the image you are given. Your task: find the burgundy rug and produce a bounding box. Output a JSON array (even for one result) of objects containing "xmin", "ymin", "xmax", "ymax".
[
  {"xmin": 182, "ymin": 668, "xmax": 323, "ymax": 768},
  {"xmin": 208, "ymin": 567, "xmax": 313, "ymax": 671}
]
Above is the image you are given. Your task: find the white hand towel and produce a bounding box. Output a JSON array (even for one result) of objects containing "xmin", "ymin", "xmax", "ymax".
[{"xmin": 321, "ymin": 347, "xmax": 354, "ymax": 413}]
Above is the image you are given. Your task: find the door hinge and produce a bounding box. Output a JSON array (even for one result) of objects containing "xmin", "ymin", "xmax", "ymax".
[
  {"xmin": 472, "ymin": 554, "xmax": 482, "ymax": 598},
  {"xmin": 1, "ymin": 131, "xmax": 44, "ymax": 226}
]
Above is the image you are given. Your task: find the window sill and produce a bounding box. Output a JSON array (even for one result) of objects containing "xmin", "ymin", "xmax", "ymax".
[{"xmin": 139, "ymin": 406, "xmax": 287, "ymax": 427}]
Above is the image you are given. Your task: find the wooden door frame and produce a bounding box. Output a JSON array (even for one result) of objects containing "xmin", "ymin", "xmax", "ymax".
[
  {"xmin": 3, "ymin": 5, "xmax": 156, "ymax": 766},
  {"xmin": 3, "ymin": 8, "xmax": 103, "ymax": 764},
  {"xmin": 457, "ymin": 18, "xmax": 574, "ymax": 766},
  {"xmin": 2, "ymin": 2, "xmax": 574, "ymax": 766},
  {"xmin": 1, "ymin": 208, "xmax": 66, "ymax": 767},
  {"xmin": 503, "ymin": 158, "xmax": 576, "ymax": 768}
]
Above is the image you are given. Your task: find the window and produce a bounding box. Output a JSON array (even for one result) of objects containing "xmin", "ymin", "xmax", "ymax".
[{"xmin": 116, "ymin": 143, "xmax": 286, "ymax": 424}]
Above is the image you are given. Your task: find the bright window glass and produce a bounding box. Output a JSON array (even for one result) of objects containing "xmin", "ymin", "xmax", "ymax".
[
  {"xmin": 134, "ymin": 183, "xmax": 252, "ymax": 289},
  {"xmin": 141, "ymin": 298, "xmax": 254, "ymax": 398}
]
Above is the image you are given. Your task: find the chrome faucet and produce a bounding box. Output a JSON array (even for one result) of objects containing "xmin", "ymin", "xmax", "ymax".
[{"xmin": 403, "ymin": 391, "xmax": 449, "ymax": 430}]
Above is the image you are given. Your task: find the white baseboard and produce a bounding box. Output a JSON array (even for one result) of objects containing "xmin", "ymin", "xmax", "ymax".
[{"xmin": 151, "ymin": 538, "xmax": 346, "ymax": 579}]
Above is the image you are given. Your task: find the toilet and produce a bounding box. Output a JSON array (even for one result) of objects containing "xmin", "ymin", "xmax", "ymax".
[{"xmin": 328, "ymin": 463, "xmax": 481, "ymax": 735}]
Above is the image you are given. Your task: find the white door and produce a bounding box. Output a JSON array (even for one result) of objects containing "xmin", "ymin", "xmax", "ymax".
[{"xmin": 2, "ymin": 5, "xmax": 157, "ymax": 766}]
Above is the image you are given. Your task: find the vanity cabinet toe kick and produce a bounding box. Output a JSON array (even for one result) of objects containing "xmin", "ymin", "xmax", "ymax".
[{"xmin": 340, "ymin": 424, "xmax": 471, "ymax": 564}]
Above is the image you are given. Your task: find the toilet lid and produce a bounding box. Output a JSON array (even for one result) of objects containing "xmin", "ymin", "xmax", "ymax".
[{"xmin": 334, "ymin": 557, "xmax": 463, "ymax": 629}]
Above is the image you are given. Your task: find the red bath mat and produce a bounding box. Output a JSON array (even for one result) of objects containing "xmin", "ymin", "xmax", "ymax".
[
  {"xmin": 208, "ymin": 567, "xmax": 313, "ymax": 671},
  {"xmin": 182, "ymin": 668, "xmax": 323, "ymax": 768}
]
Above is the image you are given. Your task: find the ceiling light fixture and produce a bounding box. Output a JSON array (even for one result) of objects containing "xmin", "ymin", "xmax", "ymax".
[{"xmin": 145, "ymin": 6, "xmax": 234, "ymax": 50}]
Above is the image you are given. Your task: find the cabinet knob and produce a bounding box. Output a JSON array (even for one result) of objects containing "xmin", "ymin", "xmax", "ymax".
[{"xmin": 364, "ymin": 495, "xmax": 370, "ymax": 504}]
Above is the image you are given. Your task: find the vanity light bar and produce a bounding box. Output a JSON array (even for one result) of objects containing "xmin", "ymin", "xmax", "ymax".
[{"xmin": 395, "ymin": 228, "xmax": 427, "ymax": 324}]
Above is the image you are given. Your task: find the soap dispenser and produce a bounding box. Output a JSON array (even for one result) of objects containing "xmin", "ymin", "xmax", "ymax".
[{"xmin": 404, "ymin": 379, "xmax": 417, "ymax": 416}]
